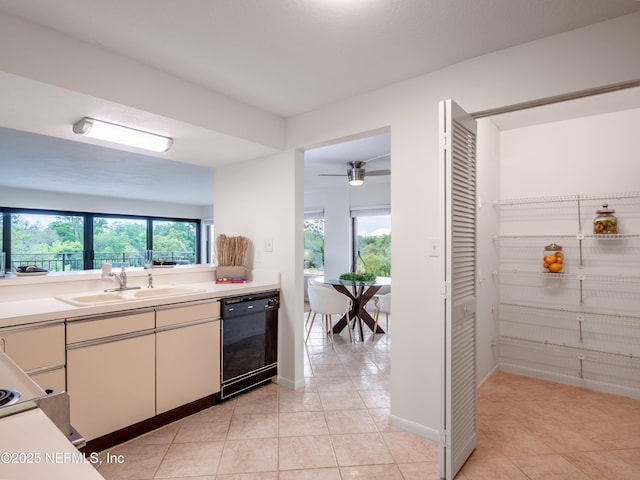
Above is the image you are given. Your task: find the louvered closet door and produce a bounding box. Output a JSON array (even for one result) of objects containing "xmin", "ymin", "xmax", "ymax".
[{"xmin": 438, "ymin": 99, "xmax": 477, "ymax": 480}]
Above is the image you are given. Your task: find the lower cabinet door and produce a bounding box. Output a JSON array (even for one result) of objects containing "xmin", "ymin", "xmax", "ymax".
[
  {"xmin": 67, "ymin": 334, "xmax": 155, "ymax": 441},
  {"xmin": 156, "ymin": 320, "xmax": 220, "ymax": 414}
]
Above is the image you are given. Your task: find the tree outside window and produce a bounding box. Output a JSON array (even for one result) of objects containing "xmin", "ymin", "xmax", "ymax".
[
  {"xmin": 93, "ymin": 217, "xmax": 147, "ymax": 268},
  {"xmin": 152, "ymin": 220, "xmax": 197, "ymax": 264},
  {"xmin": 10, "ymin": 213, "xmax": 84, "ymax": 271},
  {"xmin": 304, "ymin": 218, "xmax": 324, "ymax": 274},
  {"xmin": 353, "ymin": 214, "xmax": 391, "ymax": 277}
]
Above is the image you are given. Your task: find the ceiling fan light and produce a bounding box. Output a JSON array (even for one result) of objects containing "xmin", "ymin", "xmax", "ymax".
[
  {"xmin": 348, "ymin": 168, "xmax": 365, "ymax": 186},
  {"xmin": 72, "ymin": 117, "xmax": 173, "ymax": 153}
]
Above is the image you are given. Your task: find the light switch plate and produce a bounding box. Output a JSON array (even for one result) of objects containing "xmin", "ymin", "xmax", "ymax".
[{"xmin": 264, "ymin": 239, "xmax": 273, "ymax": 252}]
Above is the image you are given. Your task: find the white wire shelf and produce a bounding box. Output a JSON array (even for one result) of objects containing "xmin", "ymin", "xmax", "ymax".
[
  {"xmin": 495, "ymin": 302, "xmax": 640, "ymax": 326},
  {"xmin": 498, "ymin": 336, "xmax": 640, "ymax": 365},
  {"xmin": 493, "ymin": 233, "xmax": 640, "ymax": 241},
  {"xmin": 493, "ymin": 191, "xmax": 640, "ymax": 207},
  {"xmin": 494, "ymin": 269, "xmax": 640, "ymax": 285}
]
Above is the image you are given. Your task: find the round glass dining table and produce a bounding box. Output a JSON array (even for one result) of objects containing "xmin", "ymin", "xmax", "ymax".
[{"xmin": 318, "ymin": 276, "xmax": 391, "ymax": 341}]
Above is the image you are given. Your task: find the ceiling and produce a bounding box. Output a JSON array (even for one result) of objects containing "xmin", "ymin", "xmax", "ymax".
[{"xmin": 0, "ymin": 0, "xmax": 639, "ymax": 204}]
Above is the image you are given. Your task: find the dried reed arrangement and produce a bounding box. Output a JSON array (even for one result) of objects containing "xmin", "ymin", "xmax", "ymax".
[{"xmin": 216, "ymin": 234, "xmax": 250, "ymax": 266}]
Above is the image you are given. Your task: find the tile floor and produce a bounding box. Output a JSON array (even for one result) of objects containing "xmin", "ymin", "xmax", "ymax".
[{"xmin": 95, "ymin": 310, "xmax": 640, "ymax": 479}]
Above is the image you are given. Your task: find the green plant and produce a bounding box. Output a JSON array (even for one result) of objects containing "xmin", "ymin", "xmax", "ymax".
[{"xmin": 339, "ymin": 271, "xmax": 376, "ymax": 283}]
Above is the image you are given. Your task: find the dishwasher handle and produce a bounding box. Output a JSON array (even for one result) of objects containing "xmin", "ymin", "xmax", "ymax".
[{"xmin": 222, "ymin": 296, "xmax": 279, "ymax": 319}]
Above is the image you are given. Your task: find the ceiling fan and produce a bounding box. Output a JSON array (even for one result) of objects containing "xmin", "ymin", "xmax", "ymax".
[{"xmin": 318, "ymin": 154, "xmax": 391, "ymax": 186}]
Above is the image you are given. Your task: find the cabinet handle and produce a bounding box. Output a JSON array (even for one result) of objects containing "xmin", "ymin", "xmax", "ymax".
[{"xmin": 67, "ymin": 329, "xmax": 155, "ymax": 350}]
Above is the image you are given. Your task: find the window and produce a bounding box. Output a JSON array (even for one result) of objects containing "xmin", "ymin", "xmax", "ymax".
[
  {"xmin": 152, "ymin": 220, "xmax": 197, "ymax": 264},
  {"xmin": 304, "ymin": 210, "xmax": 325, "ymax": 274},
  {"xmin": 0, "ymin": 207, "xmax": 200, "ymax": 272},
  {"xmin": 10, "ymin": 211, "xmax": 84, "ymax": 272},
  {"xmin": 351, "ymin": 207, "xmax": 391, "ymax": 277},
  {"xmin": 93, "ymin": 217, "xmax": 147, "ymax": 268}
]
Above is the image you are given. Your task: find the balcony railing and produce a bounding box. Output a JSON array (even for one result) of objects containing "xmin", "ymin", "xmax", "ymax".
[{"xmin": 9, "ymin": 251, "xmax": 195, "ymax": 272}]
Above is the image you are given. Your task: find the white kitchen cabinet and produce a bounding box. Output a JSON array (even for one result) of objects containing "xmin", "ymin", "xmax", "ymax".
[
  {"xmin": 66, "ymin": 309, "xmax": 155, "ymax": 441},
  {"xmin": 494, "ymin": 191, "xmax": 640, "ymax": 399},
  {"xmin": 155, "ymin": 300, "xmax": 220, "ymax": 414},
  {"xmin": 0, "ymin": 320, "xmax": 66, "ymax": 392}
]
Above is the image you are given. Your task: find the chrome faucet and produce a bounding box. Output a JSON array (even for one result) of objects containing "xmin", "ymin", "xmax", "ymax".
[
  {"xmin": 114, "ymin": 266, "xmax": 127, "ymax": 289},
  {"xmin": 103, "ymin": 266, "xmax": 140, "ymax": 292}
]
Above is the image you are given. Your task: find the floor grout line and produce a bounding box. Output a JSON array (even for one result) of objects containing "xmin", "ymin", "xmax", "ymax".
[{"xmin": 95, "ymin": 313, "xmax": 640, "ymax": 480}]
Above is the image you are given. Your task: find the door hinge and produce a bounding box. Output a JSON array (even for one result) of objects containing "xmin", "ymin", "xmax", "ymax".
[
  {"xmin": 439, "ymin": 133, "xmax": 450, "ymax": 148},
  {"xmin": 440, "ymin": 429, "xmax": 450, "ymax": 448},
  {"xmin": 440, "ymin": 282, "xmax": 451, "ymax": 297}
]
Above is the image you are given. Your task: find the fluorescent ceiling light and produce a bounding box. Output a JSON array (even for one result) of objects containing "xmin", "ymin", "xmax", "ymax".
[{"xmin": 73, "ymin": 117, "xmax": 173, "ymax": 152}]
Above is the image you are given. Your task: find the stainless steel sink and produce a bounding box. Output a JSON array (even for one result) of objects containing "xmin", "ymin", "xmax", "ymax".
[{"xmin": 56, "ymin": 286, "xmax": 206, "ymax": 306}]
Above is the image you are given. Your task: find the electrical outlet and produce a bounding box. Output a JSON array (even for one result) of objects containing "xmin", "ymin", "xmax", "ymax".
[{"xmin": 264, "ymin": 239, "xmax": 273, "ymax": 252}]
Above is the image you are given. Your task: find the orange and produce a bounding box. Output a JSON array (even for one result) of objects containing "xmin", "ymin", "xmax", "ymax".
[
  {"xmin": 555, "ymin": 257, "xmax": 563, "ymax": 264},
  {"xmin": 543, "ymin": 262, "xmax": 550, "ymax": 269},
  {"xmin": 548, "ymin": 263, "xmax": 563, "ymax": 273},
  {"xmin": 544, "ymin": 255, "xmax": 556, "ymax": 265}
]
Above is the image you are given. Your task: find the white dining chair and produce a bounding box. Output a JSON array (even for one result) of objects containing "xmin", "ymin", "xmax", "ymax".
[
  {"xmin": 372, "ymin": 292, "xmax": 390, "ymax": 341},
  {"xmin": 305, "ymin": 276, "xmax": 334, "ymax": 328},
  {"xmin": 306, "ymin": 284, "xmax": 353, "ymax": 348}
]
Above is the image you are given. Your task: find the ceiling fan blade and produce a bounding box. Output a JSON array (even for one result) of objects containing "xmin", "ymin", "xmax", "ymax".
[
  {"xmin": 363, "ymin": 153, "xmax": 390, "ymax": 163},
  {"xmin": 366, "ymin": 169, "xmax": 391, "ymax": 176},
  {"xmin": 318, "ymin": 173, "xmax": 347, "ymax": 177}
]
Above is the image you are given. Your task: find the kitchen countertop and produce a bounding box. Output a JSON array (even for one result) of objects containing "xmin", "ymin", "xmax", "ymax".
[
  {"xmin": 0, "ymin": 280, "xmax": 280, "ymax": 329},
  {"xmin": 0, "ymin": 406, "xmax": 105, "ymax": 479}
]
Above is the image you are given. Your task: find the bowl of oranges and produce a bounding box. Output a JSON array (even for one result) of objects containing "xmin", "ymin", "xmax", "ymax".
[{"xmin": 543, "ymin": 244, "xmax": 563, "ymax": 273}]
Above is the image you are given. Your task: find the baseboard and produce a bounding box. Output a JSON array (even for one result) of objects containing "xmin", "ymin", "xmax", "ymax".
[
  {"xmin": 277, "ymin": 374, "xmax": 305, "ymax": 391},
  {"xmin": 389, "ymin": 413, "xmax": 441, "ymax": 444},
  {"xmin": 499, "ymin": 363, "xmax": 640, "ymax": 401},
  {"xmin": 80, "ymin": 395, "xmax": 216, "ymax": 454},
  {"xmin": 477, "ymin": 364, "xmax": 499, "ymax": 388}
]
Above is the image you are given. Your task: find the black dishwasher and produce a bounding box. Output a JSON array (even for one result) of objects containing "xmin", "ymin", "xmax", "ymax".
[{"xmin": 218, "ymin": 290, "xmax": 279, "ymax": 400}]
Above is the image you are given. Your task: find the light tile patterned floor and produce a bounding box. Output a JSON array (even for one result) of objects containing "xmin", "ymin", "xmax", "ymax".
[{"xmin": 96, "ymin": 311, "xmax": 640, "ymax": 479}]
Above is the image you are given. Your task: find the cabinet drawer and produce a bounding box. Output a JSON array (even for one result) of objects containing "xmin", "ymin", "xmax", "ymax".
[
  {"xmin": 1, "ymin": 323, "xmax": 65, "ymax": 372},
  {"xmin": 67, "ymin": 310, "xmax": 155, "ymax": 344},
  {"xmin": 156, "ymin": 301, "xmax": 220, "ymax": 328}
]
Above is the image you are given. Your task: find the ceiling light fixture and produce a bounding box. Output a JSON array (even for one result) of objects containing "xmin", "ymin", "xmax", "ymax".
[
  {"xmin": 348, "ymin": 166, "xmax": 365, "ymax": 186},
  {"xmin": 72, "ymin": 117, "xmax": 173, "ymax": 152}
]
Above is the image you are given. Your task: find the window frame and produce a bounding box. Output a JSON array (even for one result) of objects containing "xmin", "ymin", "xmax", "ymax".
[
  {"xmin": 350, "ymin": 206, "xmax": 391, "ymax": 277},
  {"xmin": 1, "ymin": 207, "xmax": 201, "ymax": 272}
]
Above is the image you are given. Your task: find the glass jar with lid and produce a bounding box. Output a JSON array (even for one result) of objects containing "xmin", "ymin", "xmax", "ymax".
[
  {"xmin": 543, "ymin": 243, "xmax": 563, "ymax": 273},
  {"xmin": 593, "ymin": 204, "xmax": 618, "ymax": 234}
]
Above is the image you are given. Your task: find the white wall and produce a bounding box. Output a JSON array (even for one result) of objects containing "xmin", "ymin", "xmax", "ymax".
[
  {"xmin": 475, "ymin": 119, "xmax": 502, "ymax": 386},
  {"xmin": 285, "ymin": 12, "xmax": 640, "ymax": 439},
  {"xmin": 306, "ymin": 185, "xmax": 350, "ymax": 279},
  {"xmin": 0, "ymin": 186, "xmax": 210, "ymax": 219},
  {"xmin": 500, "ymin": 107, "xmax": 640, "ymax": 198},
  {"xmin": 213, "ymin": 149, "xmax": 305, "ymax": 391}
]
